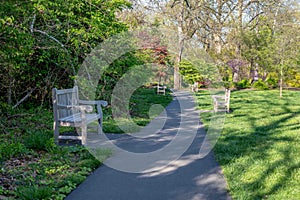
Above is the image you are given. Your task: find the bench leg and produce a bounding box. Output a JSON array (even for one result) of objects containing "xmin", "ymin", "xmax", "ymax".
[
  {"xmin": 213, "ymin": 101, "xmax": 218, "ymax": 113},
  {"xmin": 98, "ymin": 118, "xmax": 103, "ymax": 134},
  {"xmin": 81, "ymin": 123, "xmax": 87, "ymax": 145},
  {"xmin": 53, "ymin": 122, "xmax": 59, "ymax": 145}
]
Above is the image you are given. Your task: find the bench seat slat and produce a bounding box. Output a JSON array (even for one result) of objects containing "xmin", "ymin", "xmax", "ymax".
[
  {"xmin": 59, "ymin": 113, "xmax": 100, "ymax": 124},
  {"xmin": 58, "ymin": 135, "xmax": 82, "ymax": 140}
]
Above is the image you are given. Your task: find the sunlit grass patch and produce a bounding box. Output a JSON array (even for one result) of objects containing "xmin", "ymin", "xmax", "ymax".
[{"xmin": 196, "ymin": 89, "xmax": 300, "ymax": 200}]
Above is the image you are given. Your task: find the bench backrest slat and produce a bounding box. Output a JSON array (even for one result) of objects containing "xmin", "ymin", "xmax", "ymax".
[{"xmin": 52, "ymin": 86, "xmax": 80, "ymax": 120}]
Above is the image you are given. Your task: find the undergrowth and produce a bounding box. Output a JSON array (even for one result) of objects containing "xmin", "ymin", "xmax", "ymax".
[{"xmin": 0, "ymin": 87, "xmax": 172, "ymax": 199}]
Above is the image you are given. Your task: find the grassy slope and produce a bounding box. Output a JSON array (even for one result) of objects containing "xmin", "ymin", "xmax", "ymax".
[
  {"xmin": 196, "ymin": 89, "xmax": 300, "ymax": 200},
  {"xmin": 103, "ymin": 87, "xmax": 173, "ymax": 133}
]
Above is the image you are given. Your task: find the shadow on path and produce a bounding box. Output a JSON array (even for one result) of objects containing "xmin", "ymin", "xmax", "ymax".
[{"xmin": 66, "ymin": 90, "xmax": 231, "ymax": 200}]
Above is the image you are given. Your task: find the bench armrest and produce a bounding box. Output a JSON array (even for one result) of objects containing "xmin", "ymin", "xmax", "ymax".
[
  {"xmin": 79, "ymin": 100, "xmax": 108, "ymax": 118},
  {"xmin": 212, "ymin": 95, "xmax": 225, "ymax": 101},
  {"xmin": 57, "ymin": 104, "xmax": 93, "ymax": 112},
  {"xmin": 79, "ymin": 100, "xmax": 108, "ymax": 107}
]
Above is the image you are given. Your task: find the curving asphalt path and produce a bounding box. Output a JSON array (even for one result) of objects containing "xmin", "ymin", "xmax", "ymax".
[{"xmin": 66, "ymin": 90, "xmax": 231, "ymax": 200}]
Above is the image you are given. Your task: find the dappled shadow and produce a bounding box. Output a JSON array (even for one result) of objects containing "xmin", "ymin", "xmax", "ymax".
[
  {"xmin": 101, "ymin": 98, "xmax": 182, "ymax": 153},
  {"xmin": 66, "ymin": 90, "xmax": 231, "ymax": 200},
  {"xmin": 212, "ymin": 90, "xmax": 300, "ymax": 199}
]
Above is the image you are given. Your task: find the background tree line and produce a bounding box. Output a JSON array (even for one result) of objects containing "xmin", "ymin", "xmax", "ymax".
[
  {"xmin": 126, "ymin": 0, "xmax": 300, "ymax": 94},
  {"xmin": 1, "ymin": 0, "xmax": 300, "ymax": 111}
]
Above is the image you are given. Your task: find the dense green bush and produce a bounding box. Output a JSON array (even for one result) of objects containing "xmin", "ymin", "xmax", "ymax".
[
  {"xmin": 0, "ymin": 0, "xmax": 131, "ymax": 108},
  {"xmin": 224, "ymin": 81, "xmax": 235, "ymax": 89},
  {"xmin": 235, "ymin": 79, "xmax": 251, "ymax": 89},
  {"xmin": 16, "ymin": 186, "xmax": 53, "ymax": 200},
  {"xmin": 265, "ymin": 78, "xmax": 278, "ymax": 89},
  {"xmin": 0, "ymin": 142, "xmax": 28, "ymax": 161},
  {"xmin": 253, "ymin": 79, "xmax": 269, "ymax": 90},
  {"xmin": 286, "ymin": 71, "xmax": 300, "ymax": 87},
  {"xmin": 179, "ymin": 61, "xmax": 204, "ymax": 84},
  {"xmin": 24, "ymin": 130, "xmax": 53, "ymax": 151}
]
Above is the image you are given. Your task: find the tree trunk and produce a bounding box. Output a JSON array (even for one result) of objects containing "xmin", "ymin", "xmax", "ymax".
[
  {"xmin": 214, "ymin": 0, "xmax": 223, "ymax": 54},
  {"xmin": 174, "ymin": 4, "xmax": 185, "ymax": 90},
  {"xmin": 250, "ymin": 60, "xmax": 259, "ymax": 83},
  {"xmin": 7, "ymin": 73, "xmax": 13, "ymax": 105},
  {"xmin": 232, "ymin": 68, "xmax": 239, "ymax": 83},
  {"xmin": 236, "ymin": 0, "xmax": 243, "ymax": 55},
  {"xmin": 214, "ymin": 32, "xmax": 222, "ymax": 54},
  {"xmin": 272, "ymin": 2, "xmax": 282, "ymax": 35},
  {"xmin": 174, "ymin": 34, "xmax": 184, "ymax": 90},
  {"xmin": 238, "ymin": 0, "xmax": 243, "ymax": 31},
  {"xmin": 280, "ymin": 76, "xmax": 283, "ymax": 98},
  {"xmin": 280, "ymin": 64, "xmax": 283, "ymax": 98}
]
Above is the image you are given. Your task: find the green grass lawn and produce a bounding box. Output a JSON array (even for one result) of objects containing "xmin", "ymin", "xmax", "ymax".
[
  {"xmin": 196, "ymin": 89, "xmax": 300, "ymax": 200},
  {"xmin": 103, "ymin": 87, "xmax": 173, "ymax": 133},
  {"xmin": 0, "ymin": 87, "xmax": 173, "ymax": 199}
]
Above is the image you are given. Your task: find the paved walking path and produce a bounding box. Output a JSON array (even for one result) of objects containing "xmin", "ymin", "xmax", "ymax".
[{"xmin": 66, "ymin": 90, "xmax": 231, "ymax": 200}]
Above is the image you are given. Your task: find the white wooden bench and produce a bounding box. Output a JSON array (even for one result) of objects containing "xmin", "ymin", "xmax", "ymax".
[
  {"xmin": 190, "ymin": 82, "xmax": 199, "ymax": 92},
  {"xmin": 52, "ymin": 86, "xmax": 108, "ymax": 145},
  {"xmin": 157, "ymin": 85, "xmax": 166, "ymax": 95},
  {"xmin": 212, "ymin": 89, "xmax": 231, "ymax": 113}
]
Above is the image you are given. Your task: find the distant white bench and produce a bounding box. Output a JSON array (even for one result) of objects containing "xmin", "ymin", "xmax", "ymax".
[
  {"xmin": 190, "ymin": 82, "xmax": 199, "ymax": 92},
  {"xmin": 157, "ymin": 85, "xmax": 166, "ymax": 95},
  {"xmin": 212, "ymin": 89, "xmax": 231, "ymax": 113},
  {"xmin": 52, "ymin": 86, "xmax": 107, "ymax": 145}
]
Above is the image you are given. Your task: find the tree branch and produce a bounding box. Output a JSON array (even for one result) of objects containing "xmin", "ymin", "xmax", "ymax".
[
  {"xmin": 247, "ymin": 11, "xmax": 264, "ymax": 25},
  {"xmin": 13, "ymin": 87, "xmax": 36, "ymax": 109},
  {"xmin": 34, "ymin": 29, "xmax": 65, "ymax": 48},
  {"xmin": 184, "ymin": 0, "xmax": 190, "ymax": 8},
  {"xmin": 30, "ymin": 14, "xmax": 36, "ymax": 33},
  {"xmin": 29, "ymin": 14, "xmax": 76, "ymax": 74},
  {"xmin": 30, "ymin": 14, "xmax": 65, "ymax": 48}
]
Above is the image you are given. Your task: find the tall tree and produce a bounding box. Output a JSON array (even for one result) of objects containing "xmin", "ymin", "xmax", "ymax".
[
  {"xmin": 269, "ymin": 1, "xmax": 300, "ymax": 97},
  {"xmin": 166, "ymin": 0, "xmax": 203, "ymax": 89},
  {"xmin": 0, "ymin": 0, "xmax": 130, "ymax": 107}
]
